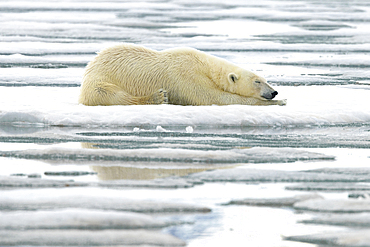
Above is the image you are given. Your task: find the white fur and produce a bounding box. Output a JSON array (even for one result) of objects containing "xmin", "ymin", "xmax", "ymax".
[{"xmin": 79, "ymin": 44, "xmax": 286, "ymax": 106}]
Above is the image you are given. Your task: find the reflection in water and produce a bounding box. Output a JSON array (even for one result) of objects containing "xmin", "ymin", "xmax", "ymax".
[
  {"xmin": 91, "ymin": 166, "xmax": 213, "ymax": 180},
  {"xmin": 82, "ymin": 143, "xmax": 235, "ymax": 181}
]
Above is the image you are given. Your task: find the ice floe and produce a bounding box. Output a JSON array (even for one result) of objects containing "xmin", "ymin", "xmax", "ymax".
[
  {"xmin": 285, "ymin": 229, "xmax": 370, "ymax": 247},
  {"xmin": 226, "ymin": 194, "xmax": 323, "ymax": 207},
  {"xmin": 0, "ymin": 229, "xmax": 186, "ymax": 246},
  {"xmin": 225, "ymin": 194, "xmax": 323, "ymax": 207},
  {"xmin": 0, "ymin": 68, "xmax": 82, "ymax": 87},
  {"xmin": 0, "ymin": 86, "xmax": 369, "ymax": 128},
  {"xmin": 0, "ymin": 194, "xmax": 211, "ymax": 213},
  {"xmin": 0, "ymin": 209, "xmax": 174, "ymax": 230},
  {"xmin": 301, "ymin": 213, "xmax": 370, "ymax": 227},
  {"xmin": 0, "ymin": 175, "xmax": 87, "ymax": 188},
  {"xmin": 0, "ymin": 176, "xmax": 196, "ymax": 189},
  {"xmin": 294, "ymin": 198, "xmax": 370, "ymax": 213},
  {"xmin": 286, "ymin": 182, "xmax": 370, "ymax": 192},
  {"xmin": 188, "ymin": 168, "xmax": 370, "ymax": 183},
  {"xmin": 305, "ymin": 167, "xmax": 370, "ymax": 176}
]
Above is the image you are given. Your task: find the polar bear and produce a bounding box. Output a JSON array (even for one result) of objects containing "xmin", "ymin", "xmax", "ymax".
[{"xmin": 79, "ymin": 44, "xmax": 286, "ymax": 106}]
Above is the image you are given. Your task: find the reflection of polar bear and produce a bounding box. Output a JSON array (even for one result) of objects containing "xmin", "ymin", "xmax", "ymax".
[{"xmin": 79, "ymin": 44, "xmax": 286, "ymax": 106}]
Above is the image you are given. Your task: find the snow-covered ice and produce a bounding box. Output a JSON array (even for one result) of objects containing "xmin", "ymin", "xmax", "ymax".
[
  {"xmin": 294, "ymin": 199, "xmax": 370, "ymax": 213},
  {"xmin": 0, "ymin": 209, "xmax": 174, "ymax": 230},
  {"xmin": 286, "ymin": 182, "xmax": 370, "ymax": 192},
  {"xmin": 0, "ymin": 176, "xmax": 196, "ymax": 189},
  {"xmin": 285, "ymin": 230, "xmax": 370, "ymax": 247},
  {"xmin": 0, "ymin": 229, "xmax": 186, "ymax": 246},
  {"xmin": 301, "ymin": 213, "xmax": 370, "ymax": 227},
  {"xmin": 0, "ymin": 86, "xmax": 369, "ymax": 128},
  {"xmin": 1, "ymin": 0, "xmax": 370, "ymax": 246},
  {"xmin": 0, "ymin": 175, "xmax": 87, "ymax": 188},
  {"xmin": 226, "ymin": 193, "xmax": 324, "ymax": 207},
  {"xmin": 0, "ymin": 192, "xmax": 211, "ymax": 213},
  {"xmin": 188, "ymin": 168, "xmax": 370, "ymax": 183}
]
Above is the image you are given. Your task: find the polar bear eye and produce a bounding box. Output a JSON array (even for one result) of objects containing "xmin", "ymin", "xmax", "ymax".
[{"xmin": 255, "ymin": 80, "xmax": 261, "ymax": 84}]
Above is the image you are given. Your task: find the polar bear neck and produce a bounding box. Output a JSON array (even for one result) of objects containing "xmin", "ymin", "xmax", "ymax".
[
  {"xmin": 200, "ymin": 52, "xmax": 239, "ymax": 92},
  {"xmin": 160, "ymin": 47, "xmax": 240, "ymax": 93}
]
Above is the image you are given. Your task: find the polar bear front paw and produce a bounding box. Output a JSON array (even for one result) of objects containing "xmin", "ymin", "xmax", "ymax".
[{"xmin": 278, "ymin": 99, "xmax": 287, "ymax": 106}]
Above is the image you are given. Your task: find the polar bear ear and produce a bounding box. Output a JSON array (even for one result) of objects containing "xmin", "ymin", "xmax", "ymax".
[{"xmin": 228, "ymin": 73, "xmax": 239, "ymax": 83}]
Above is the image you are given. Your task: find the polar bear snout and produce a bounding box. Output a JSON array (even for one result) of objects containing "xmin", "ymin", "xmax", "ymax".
[
  {"xmin": 262, "ymin": 90, "xmax": 278, "ymax": 100},
  {"xmin": 271, "ymin": 91, "xmax": 278, "ymax": 98}
]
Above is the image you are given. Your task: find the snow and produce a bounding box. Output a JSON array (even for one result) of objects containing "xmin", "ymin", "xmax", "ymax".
[{"xmin": 0, "ymin": 86, "xmax": 369, "ymax": 128}]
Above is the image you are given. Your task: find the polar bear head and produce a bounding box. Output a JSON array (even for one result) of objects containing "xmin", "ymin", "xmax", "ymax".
[{"xmin": 226, "ymin": 69, "xmax": 278, "ymax": 101}]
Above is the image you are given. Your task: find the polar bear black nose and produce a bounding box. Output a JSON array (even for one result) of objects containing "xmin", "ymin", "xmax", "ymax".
[{"xmin": 271, "ymin": 91, "xmax": 278, "ymax": 99}]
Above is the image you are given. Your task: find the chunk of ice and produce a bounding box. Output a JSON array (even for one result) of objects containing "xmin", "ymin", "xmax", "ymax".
[
  {"xmin": 286, "ymin": 182, "xmax": 370, "ymax": 191},
  {"xmin": 0, "ymin": 209, "xmax": 173, "ymax": 230},
  {"xmin": 285, "ymin": 229, "xmax": 370, "ymax": 247},
  {"xmin": 0, "ymin": 194, "xmax": 211, "ymax": 213},
  {"xmin": 0, "ymin": 176, "xmax": 87, "ymax": 188},
  {"xmin": 188, "ymin": 168, "xmax": 370, "ymax": 183},
  {"xmin": 301, "ymin": 213, "xmax": 370, "ymax": 227},
  {"xmin": 0, "ymin": 176, "xmax": 196, "ymax": 189},
  {"xmin": 0, "ymin": 229, "xmax": 186, "ymax": 246},
  {"xmin": 294, "ymin": 199, "xmax": 370, "ymax": 213},
  {"xmin": 226, "ymin": 193, "xmax": 323, "ymax": 207}
]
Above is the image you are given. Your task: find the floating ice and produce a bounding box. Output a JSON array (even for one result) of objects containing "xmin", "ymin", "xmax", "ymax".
[
  {"xmin": 0, "ymin": 68, "xmax": 82, "ymax": 87},
  {"xmin": 185, "ymin": 126, "xmax": 194, "ymax": 133},
  {"xmin": 226, "ymin": 194, "xmax": 323, "ymax": 207},
  {"xmin": 188, "ymin": 168, "xmax": 370, "ymax": 183},
  {"xmin": 305, "ymin": 168, "xmax": 370, "ymax": 176},
  {"xmin": 0, "ymin": 86, "xmax": 369, "ymax": 128},
  {"xmin": 0, "ymin": 53, "xmax": 90, "ymax": 68},
  {"xmin": 44, "ymin": 171, "xmax": 97, "ymax": 176},
  {"xmin": 0, "ymin": 209, "xmax": 173, "ymax": 230},
  {"xmin": 301, "ymin": 213, "xmax": 370, "ymax": 227},
  {"xmin": 294, "ymin": 199, "xmax": 370, "ymax": 213},
  {"xmin": 0, "ymin": 176, "xmax": 87, "ymax": 188},
  {"xmin": 285, "ymin": 229, "xmax": 370, "ymax": 247},
  {"xmin": 0, "ymin": 194, "xmax": 211, "ymax": 213},
  {"xmin": 0, "ymin": 229, "xmax": 186, "ymax": 246},
  {"xmin": 0, "ymin": 175, "xmax": 197, "ymax": 189},
  {"xmin": 286, "ymin": 182, "xmax": 370, "ymax": 192}
]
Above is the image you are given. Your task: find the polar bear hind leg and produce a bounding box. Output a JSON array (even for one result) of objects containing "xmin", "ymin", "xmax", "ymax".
[{"xmin": 79, "ymin": 81, "xmax": 167, "ymax": 106}]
